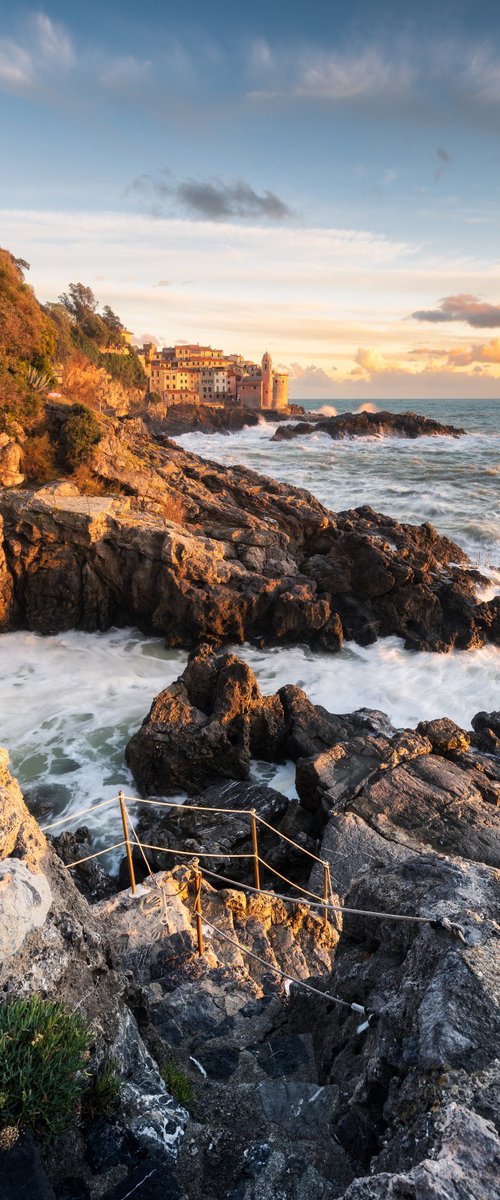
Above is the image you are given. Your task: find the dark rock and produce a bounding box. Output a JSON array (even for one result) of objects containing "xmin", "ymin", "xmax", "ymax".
[
  {"xmin": 106, "ymin": 1159, "xmax": 182, "ymax": 1200},
  {"xmin": 272, "ymin": 409, "xmax": 464, "ymax": 442},
  {"xmin": 54, "ymin": 1180, "xmax": 91, "ymax": 1200},
  {"xmin": 84, "ymin": 1118, "xmax": 129, "ymax": 1173},
  {"xmin": 353, "ymin": 753, "xmax": 500, "ymax": 866},
  {"xmin": 50, "ymin": 827, "xmax": 117, "ymax": 902},
  {"xmin": 0, "ymin": 1129, "xmax": 56, "ymax": 1200},
  {"xmin": 339, "ymin": 1105, "xmax": 500, "ymax": 1200},
  {"xmin": 286, "ymin": 853, "xmax": 500, "ymax": 1183},
  {"xmin": 472, "ymin": 710, "xmax": 500, "ymax": 756}
]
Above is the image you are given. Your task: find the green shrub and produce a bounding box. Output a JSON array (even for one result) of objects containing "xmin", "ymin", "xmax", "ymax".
[
  {"xmin": 161, "ymin": 1061, "xmax": 195, "ymax": 1107},
  {"xmin": 82, "ymin": 1058, "xmax": 121, "ymax": 1120},
  {"xmin": 61, "ymin": 404, "xmax": 102, "ymax": 467},
  {"xmin": 0, "ymin": 996, "xmax": 92, "ymax": 1138}
]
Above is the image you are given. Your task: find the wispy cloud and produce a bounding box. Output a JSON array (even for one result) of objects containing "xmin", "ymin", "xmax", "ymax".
[
  {"xmin": 248, "ymin": 42, "xmax": 416, "ymax": 105},
  {"xmin": 128, "ymin": 171, "xmax": 293, "ymax": 222},
  {"xmin": 0, "ymin": 11, "xmax": 162, "ymax": 105},
  {"xmin": 412, "ymin": 294, "xmax": 500, "ymax": 328}
]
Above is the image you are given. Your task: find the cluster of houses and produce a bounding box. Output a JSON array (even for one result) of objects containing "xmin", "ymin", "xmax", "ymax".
[{"xmin": 138, "ymin": 343, "xmax": 289, "ymax": 411}]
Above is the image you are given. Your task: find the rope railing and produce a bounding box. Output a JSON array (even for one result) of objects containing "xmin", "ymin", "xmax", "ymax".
[{"xmin": 45, "ymin": 789, "xmax": 467, "ymax": 944}]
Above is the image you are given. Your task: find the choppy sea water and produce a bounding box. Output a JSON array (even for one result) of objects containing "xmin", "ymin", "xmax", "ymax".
[
  {"xmin": 0, "ymin": 397, "xmax": 498, "ymax": 843},
  {"xmin": 176, "ymin": 398, "xmax": 500, "ymax": 572},
  {"xmin": 1, "ymin": 628, "xmax": 499, "ymax": 845}
]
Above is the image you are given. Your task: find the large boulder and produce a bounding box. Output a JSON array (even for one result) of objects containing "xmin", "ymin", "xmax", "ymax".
[
  {"xmin": 0, "ymin": 433, "xmax": 24, "ymax": 487},
  {"xmin": 125, "ymin": 648, "xmax": 287, "ymax": 795}
]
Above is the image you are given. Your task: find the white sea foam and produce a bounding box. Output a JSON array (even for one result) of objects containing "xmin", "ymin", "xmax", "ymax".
[{"xmin": 1, "ymin": 628, "xmax": 499, "ymax": 840}]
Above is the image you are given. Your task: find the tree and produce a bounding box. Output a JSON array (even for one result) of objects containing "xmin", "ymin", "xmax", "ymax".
[
  {"xmin": 102, "ymin": 305, "xmax": 125, "ymax": 347},
  {"xmin": 59, "ymin": 283, "xmax": 98, "ymax": 324}
]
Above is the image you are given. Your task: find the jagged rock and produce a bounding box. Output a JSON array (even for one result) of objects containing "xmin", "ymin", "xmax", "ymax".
[
  {"xmin": 126, "ymin": 648, "xmax": 401, "ymax": 804},
  {"xmin": 340, "ymin": 1104, "xmax": 500, "ymax": 1199},
  {"xmin": 147, "ymin": 402, "xmax": 304, "ymax": 437},
  {"xmin": 353, "ymin": 754, "xmax": 500, "ymax": 866},
  {"xmin": 272, "ymin": 409, "xmax": 465, "ymax": 442},
  {"xmin": 50, "ymin": 826, "xmax": 117, "ymax": 902},
  {"xmin": 416, "ymin": 716, "xmax": 471, "ymax": 754},
  {"xmin": 296, "ymin": 730, "xmax": 432, "ymax": 816},
  {"xmin": 279, "ymin": 686, "xmax": 395, "ymax": 760},
  {"xmin": 0, "ymin": 417, "xmax": 495, "ymax": 653},
  {"xmin": 309, "ymin": 811, "xmax": 414, "ymax": 899},
  {"xmin": 285, "ymin": 853, "xmax": 500, "ymax": 1185},
  {"xmin": 0, "ymin": 857, "xmax": 52, "ymax": 957},
  {"xmin": 126, "ymin": 648, "xmax": 287, "ymax": 795}
]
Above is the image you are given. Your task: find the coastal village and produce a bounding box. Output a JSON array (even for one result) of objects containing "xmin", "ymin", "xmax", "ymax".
[{"xmin": 137, "ymin": 341, "xmax": 289, "ymax": 410}]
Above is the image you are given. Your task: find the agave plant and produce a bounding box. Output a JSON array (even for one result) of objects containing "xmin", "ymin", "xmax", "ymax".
[{"xmin": 25, "ymin": 366, "xmax": 54, "ymax": 394}]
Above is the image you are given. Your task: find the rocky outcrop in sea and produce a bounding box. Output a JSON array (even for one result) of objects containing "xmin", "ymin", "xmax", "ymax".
[{"xmin": 272, "ymin": 409, "xmax": 465, "ymax": 441}]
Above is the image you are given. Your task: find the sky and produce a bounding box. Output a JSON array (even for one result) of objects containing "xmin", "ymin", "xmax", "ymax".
[{"xmin": 1, "ymin": 1, "xmax": 500, "ymax": 398}]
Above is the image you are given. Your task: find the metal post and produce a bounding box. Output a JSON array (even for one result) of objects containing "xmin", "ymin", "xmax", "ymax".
[
  {"xmin": 118, "ymin": 790, "xmax": 137, "ymax": 895},
  {"xmin": 194, "ymin": 866, "xmax": 204, "ymax": 956},
  {"xmin": 250, "ymin": 810, "xmax": 261, "ymax": 891},
  {"xmin": 323, "ymin": 862, "xmax": 330, "ymax": 928}
]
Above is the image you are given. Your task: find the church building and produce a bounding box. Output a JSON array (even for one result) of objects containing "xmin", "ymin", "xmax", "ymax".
[{"xmin": 238, "ymin": 352, "xmax": 289, "ymax": 410}]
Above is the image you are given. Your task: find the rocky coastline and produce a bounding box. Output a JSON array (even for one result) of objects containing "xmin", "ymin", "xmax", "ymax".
[
  {"xmin": 1, "ymin": 649, "xmax": 499, "ymax": 1198},
  {"xmin": 0, "ymin": 415, "xmax": 496, "ymax": 653}
]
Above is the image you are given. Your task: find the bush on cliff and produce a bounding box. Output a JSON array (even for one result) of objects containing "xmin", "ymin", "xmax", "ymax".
[
  {"xmin": 60, "ymin": 404, "xmax": 102, "ymax": 468},
  {"xmin": 0, "ymin": 996, "xmax": 92, "ymax": 1139}
]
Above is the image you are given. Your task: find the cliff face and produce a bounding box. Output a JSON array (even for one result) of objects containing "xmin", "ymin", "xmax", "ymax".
[{"xmin": 0, "ymin": 418, "xmax": 497, "ymax": 652}]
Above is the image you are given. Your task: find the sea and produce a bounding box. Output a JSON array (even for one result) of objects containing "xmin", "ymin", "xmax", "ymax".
[{"xmin": 1, "ymin": 397, "xmax": 499, "ymax": 845}]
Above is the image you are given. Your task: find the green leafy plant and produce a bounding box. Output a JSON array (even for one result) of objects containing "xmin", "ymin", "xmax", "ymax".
[
  {"xmin": 0, "ymin": 996, "xmax": 92, "ymax": 1139},
  {"xmin": 161, "ymin": 1060, "xmax": 195, "ymax": 1107},
  {"xmin": 82, "ymin": 1058, "xmax": 121, "ymax": 1121}
]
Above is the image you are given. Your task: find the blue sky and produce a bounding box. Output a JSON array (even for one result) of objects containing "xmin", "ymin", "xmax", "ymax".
[{"xmin": 1, "ymin": 0, "xmax": 500, "ymax": 397}]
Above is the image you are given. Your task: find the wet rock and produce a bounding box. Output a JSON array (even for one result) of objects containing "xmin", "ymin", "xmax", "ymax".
[{"xmin": 272, "ymin": 409, "xmax": 465, "ymax": 442}]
